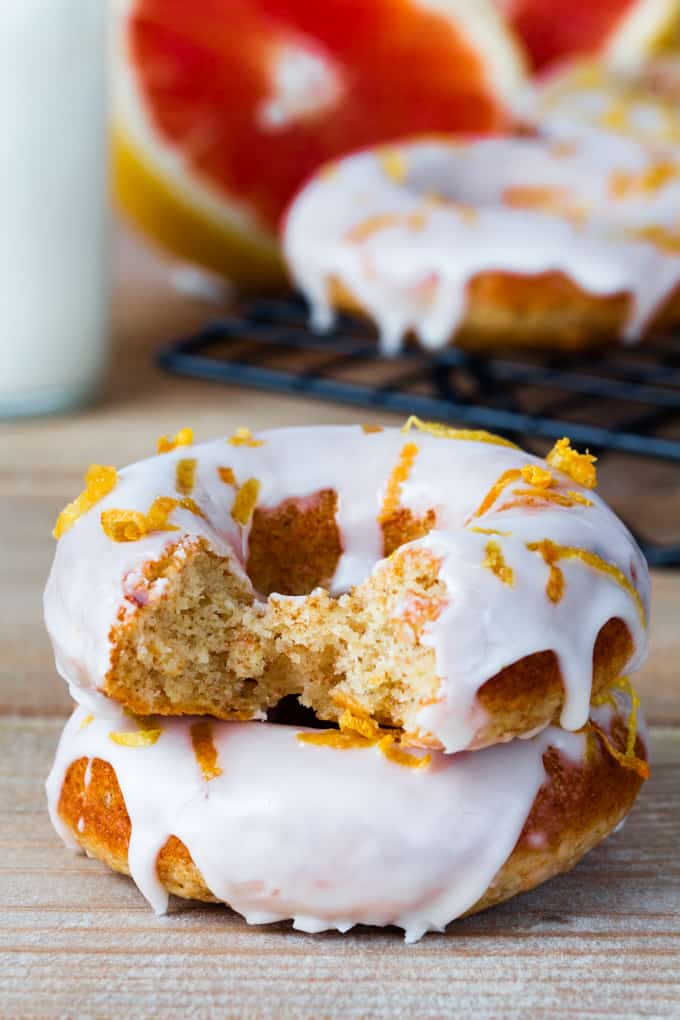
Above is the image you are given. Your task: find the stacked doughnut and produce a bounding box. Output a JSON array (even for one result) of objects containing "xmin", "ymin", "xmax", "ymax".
[
  {"xmin": 45, "ymin": 422, "xmax": 650, "ymax": 941},
  {"xmin": 283, "ymin": 62, "xmax": 680, "ymax": 353}
]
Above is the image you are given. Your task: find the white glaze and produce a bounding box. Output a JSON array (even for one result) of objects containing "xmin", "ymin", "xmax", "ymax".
[
  {"xmin": 283, "ymin": 130, "xmax": 680, "ymax": 350},
  {"xmin": 47, "ymin": 703, "xmax": 596, "ymax": 942},
  {"xmin": 44, "ymin": 426, "xmax": 649, "ymax": 751},
  {"xmin": 528, "ymin": 62, "xmax": 680, "ymax": 156}
]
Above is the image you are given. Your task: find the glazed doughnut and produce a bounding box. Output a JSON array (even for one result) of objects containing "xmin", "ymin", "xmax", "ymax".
[
  {"xmin": 282, "ymin": 131, "xmax": 680, "ymax": 353},
  {"xmin": 530, "ymin": 60, "xmax": 680, "ymax": 155},
  {"xmin": 46, "ymin": 694, "xmax": 648, "ymax": 941},
  {"xmin": 44, "ymin": 424, "xmax": 648, "ymax": 753}
]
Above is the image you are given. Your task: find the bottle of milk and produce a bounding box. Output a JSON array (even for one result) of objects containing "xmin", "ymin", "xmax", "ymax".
[{"xmin": 0, "ymin": 1, "xmax": 109, "ymax": 417}]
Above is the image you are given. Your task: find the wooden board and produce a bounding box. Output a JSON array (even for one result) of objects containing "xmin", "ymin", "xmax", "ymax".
[{"xmin": 1, "ymin": 717, "xmax": 678, "ymax": 1019}]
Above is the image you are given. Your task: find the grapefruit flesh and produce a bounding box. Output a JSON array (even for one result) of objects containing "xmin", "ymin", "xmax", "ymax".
[
  {"xmin": 502, "ymin": 0, "xmax": 680, "ymax": 72},
  {"xmin": 117, "ymin": 0, "xmax": 523, "ymax": 283}
]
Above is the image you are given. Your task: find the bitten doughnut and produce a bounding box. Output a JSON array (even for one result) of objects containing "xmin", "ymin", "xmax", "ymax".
[
  {"xmin": 44, "ymin": 423, "xmax": 648, "ymax": 753},
  {"xmin": 46, "ymin": 693, "xmax": 648, "ymax": 942},
  {"xmin": 282, "ymin": 132, "xmax": 680, "ymax": 352}
]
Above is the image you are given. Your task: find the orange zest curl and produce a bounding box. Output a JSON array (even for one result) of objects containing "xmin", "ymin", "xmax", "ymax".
[
  {"xmin": 528, "ymin": 539, "xmax": 645, "ymax": 624},
  {"xmin": 339, "ymin": 710, "xmax": 381, "ymax": 740},
  {"xmin": 402, "ymin": 415, "xmax": 518, "ymax": 448},
  {"xmin": 469, "ymin": 526, "xmax": 511, "ymax": 537},
  {"xmin": 298, "ymin": 730, "xmax": 368, "ymax": 751},
  {"xmin": 217, "ymin": 466, "xmax": 237, "ymax": 486},
  {"xmin": 509, "ymin": 488, "xmax": 581, "ymax": 508},
  {"xmin": 298, "ymin": 710, "xmax": 431, "ymax": 770},
  {"xmin": 53, "ymin": 464, "xmax": 118, "ymax": 539},
  {"xmin": 526, "ymin": 540, "xmax": 565, "ymax": 603},
  {"xmin": 631, "ymin": 225, "xmax": 680, "ymax": 254},
  {"xmin": 361, "ymin": 424, "xmax": 384, "ymax": 434},
  {"xmin": 521, "ymin": 464, "xmax": 552, "ymax": 488},
  {"xmin": 591, "ymin": 677, "xmax": 648, "ymax": 779},
  {"xmin": 546, "ymin": 437, "xmax": 597, "ymax": 489},
  {"xmin": 378, "ymin": 735, "xmax": 431, "ymax": 769},
  {"xmin": 190, "ymin": 721, "xmax": 222, "ymax": 782},
  {"xmin": 175, "ymin": 458, "xmax": 197, "ymax": 496},
  {"xmin": 157, "ymin": 427, "xmax": 193, "ymax": 454},
  {"xmin": 79, "ymin": 714, "xmax": 94, "ymax": 730},
  {"xmin": 610, "ymin": 161, "xmax": 679, "ymax": 199},
  {"xmin": 227, "ymin": 427, "xmax": 264, "ymax": 447},
  {"xmin": 109, "ymin": 727, "xmax": 162, "ymax": 747},
  {"xmin": 379, "ymin": 442, "xmax": 419, "ymax": 522},
  {"xmin": 470, "ymin": 469, "xmax": 521, "ymax": 519},
  {"xmin": 483, "ymin": 541, "xmax": 514, "ymax": 586},
  {"xmin": 101, "ymin": 496, "xmax": 203, "ymax": 542},
  {"xmin": 231, "ymin": 478, "xmax": 260, "ymax": 526}
]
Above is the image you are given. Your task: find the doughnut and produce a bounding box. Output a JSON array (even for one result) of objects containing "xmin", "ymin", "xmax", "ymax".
[
  {"xmin": 282, "ymin": 131, "xmax": 680, "ymax": 353},
  {"xmin": 530, "ymin": 60, "xmax": 680, "ymax": 155},
  {"xmin": 46, "ymin": 692, "xmax": 648, "ymax": 941},
  {"xmin": 44, "ymin": 423, "xmax": 649, "ymax": 753}
]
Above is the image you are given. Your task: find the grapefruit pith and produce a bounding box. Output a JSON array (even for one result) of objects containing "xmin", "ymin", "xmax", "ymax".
[
  {"xmin": 113, "ymin": 0, "xmax": 525, "ymax": 287},
  {"xmin": 499, "ymin": 0, "xmax": 680, "ymax": 73}
]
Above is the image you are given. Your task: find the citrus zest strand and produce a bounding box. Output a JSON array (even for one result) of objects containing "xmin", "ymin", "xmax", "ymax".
[
  {"xmin": 528, "ymin": 539, "xmax": 645, "ymax": 625},
  {"xmin": 379, "ymin": 442, "xmax": 419, "ymax": 522},
  {"xmin": 402, "ymin": 415, "xmax": 518, "ymax": 448},
  {"xmin": 53, "ymin": 464, "xmax": 118, "ymax": 539},
  {"xmin": 483, "ymin": 541, "xmax": 514, "ymax": 586},
  {"xmin": 298, "ymin": 709, "xmax": 430, "ymax": 769},
  {"xmin": 157, "ymin": 427, "xmax": 193, "ymax": 454},
  {"xmin": 190, "ymin": 721, "xmax": 222, "ymax": 782},
  {"xmin": 231, "ymin": 478, "xmax": 260, "ymax": 526}
]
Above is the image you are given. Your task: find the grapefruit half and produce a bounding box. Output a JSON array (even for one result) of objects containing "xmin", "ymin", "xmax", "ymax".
[
  {"xmin": 113, "ymin": 0, "xmax": 526, "ymax": 287},
  {"xmin": 498, "ymin": 0, "xmax": 680, "ymax": 73}
]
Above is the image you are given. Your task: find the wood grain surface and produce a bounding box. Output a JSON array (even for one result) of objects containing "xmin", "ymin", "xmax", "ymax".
[
  {"xmin": 1, "ymin": 718, "xmax": 678, "ymax": 1019},
  {"xmin": 1, "ymin": 233, "xmax": 679, "ymax": 1018}
]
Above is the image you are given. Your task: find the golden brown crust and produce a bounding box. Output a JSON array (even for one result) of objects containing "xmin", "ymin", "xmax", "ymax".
[
  {"xmin": 327, "ymin": 272, "xmax": 680, "ymax": 351},
  {"xmin": 246, "ymin": 489, "xmax": 343, "ymax": 596},
  {"xmin": 472, "ymin": 617, "xmax": 633, "ymax": 749},
  {"xmin": 56, "ymin": 720, "xmax": 645, "ymax": 922}
]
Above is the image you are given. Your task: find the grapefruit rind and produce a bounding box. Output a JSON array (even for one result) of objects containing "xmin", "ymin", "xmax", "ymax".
[
  {"xmin": 605, "ymin": 0, "xmax": 680, "ymax": 73},
  {"xmin": 113, "ymin": 0, "xmax": 526, "ymax": 286}
]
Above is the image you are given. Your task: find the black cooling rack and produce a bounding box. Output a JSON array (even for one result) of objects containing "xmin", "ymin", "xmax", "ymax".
[{"xmin": 157, "ymin": 293, "xmax": 680, "ymax": 566}]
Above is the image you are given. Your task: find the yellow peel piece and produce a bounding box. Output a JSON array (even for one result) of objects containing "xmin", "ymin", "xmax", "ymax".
[
  {"xmin": 379, "ymin": 442, "xmax": 419, "ymax": 522},
  {"xmin": 175, "ymin": 458, "xmax": 197, "ymax": 496},
  {"xmin": 157, "ymin": 427, "xmax": 193, "ymax": 454},
  {"xmin": 217, "ymin": 466, "xmax": 237, "ymax": 485},
  {"xmin": 527, "ymin": 539, "xmax": 645, "ymax": 625},
  {"xmin": 378, "ymin": 735, "xmax": 431, "ymax": 770},
  {"xmin": 231, "ymin": 478, "xmax": 260, "ymax": 526},
  {"xmin": 101, "ymin": 495, "xmax": 203, "ymax": 542},
  {"xmin": 53, "ymin": 464, "xmax": 118, "ymax": 539},
  {"xmin": 546, "ymin": 437, "xmax": 597, "ymax": 488},
  {"xmin": 109, "ymin": 728, "xmax": 162, "ymax": 747},
  {"xmin": 521, "ymin": 464, "xmax": 552, "ymax": 488},
  {"xmin": 190, "ymin": 721, "xmax": 222, "ymax": 782},
  {"xmin": 298, "ymin": 730, "xmax": 371, "ymax": 750},
  {"xmin": 483, "ymin": 541, "xmax": 514, "ymax": 586},
  {"xmin": 227, "ymin": 427, "xmax": 264, "ymax": 447},
  {"xmin": 402, "ymin": 415, "xmax": 518, "ymax": 448},
  {"xmin": 469, "ymin": 469, "xmax": 521, "ymax": 519}
]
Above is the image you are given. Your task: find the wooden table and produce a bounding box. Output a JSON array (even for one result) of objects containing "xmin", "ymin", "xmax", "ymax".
[{"xmin": 1, "ymin": 236, "xmax": 679, "ymax": 1018}]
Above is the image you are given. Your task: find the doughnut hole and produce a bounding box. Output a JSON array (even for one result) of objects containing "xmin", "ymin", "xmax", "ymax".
[{"xmin": 105, "ymin": 512, "xmax": 633, "ymax": 749}]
